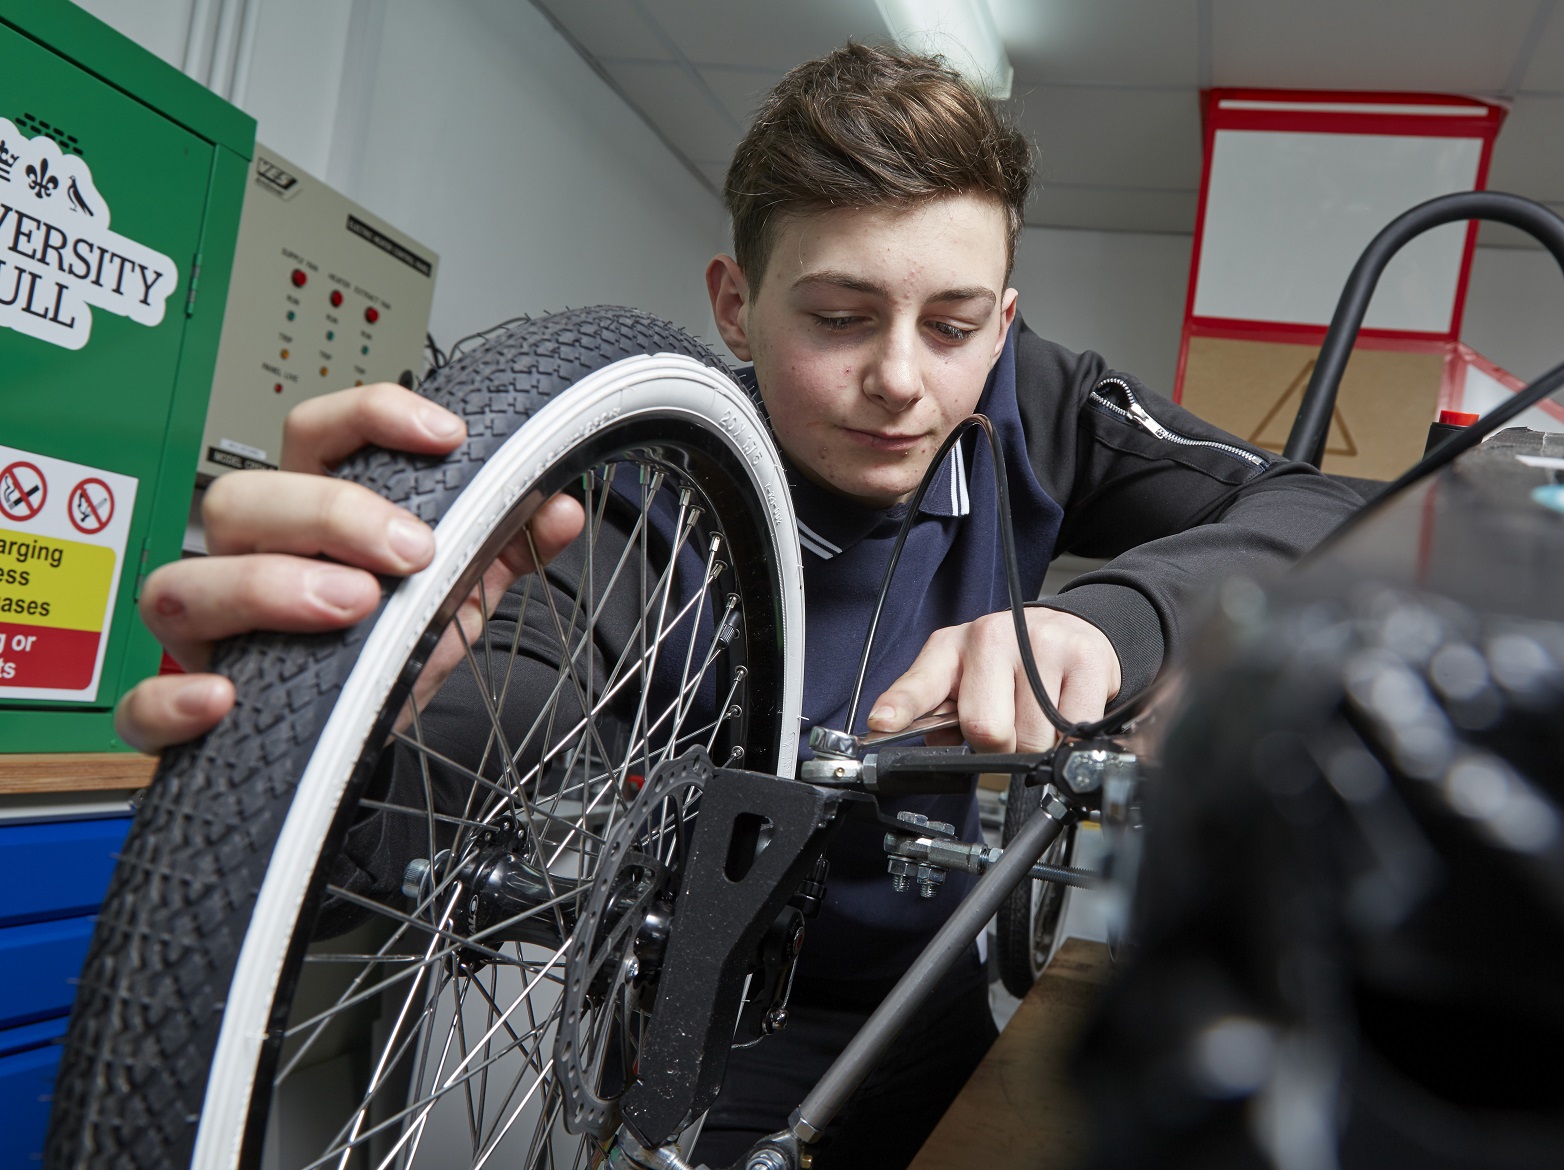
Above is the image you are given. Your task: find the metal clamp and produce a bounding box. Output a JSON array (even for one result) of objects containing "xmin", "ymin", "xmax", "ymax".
[{"xmin": 1058, "ymin": 742, "xmax": 1138, "ymax": 795}]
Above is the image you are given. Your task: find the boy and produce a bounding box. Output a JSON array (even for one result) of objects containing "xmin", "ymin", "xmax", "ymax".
[{"xmin": 120, "ymin": 43, "xmax": 1358, "ymax": 1167}]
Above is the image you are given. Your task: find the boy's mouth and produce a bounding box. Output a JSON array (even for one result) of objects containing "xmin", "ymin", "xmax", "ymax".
[{"xmin": 844, "ymin": 427, "xmax": 922, "ymax": 453}]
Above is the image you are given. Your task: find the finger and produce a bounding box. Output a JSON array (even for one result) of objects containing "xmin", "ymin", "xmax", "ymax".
[
  {"xmin": 1055, "ymin": 657, "xmax": 1113, "ymax": 729},
  {"xmin": 282, "ymin": 383, "xmax": 465, "ymax": 474},
  {"xmin": 115, "ymin": 674, "xmax": 235, "ymax": 754},
  {"xmin": 397, "ymin": 497, "xmax": 589, "ymax": 730},
  {"xmin": 203, "ymin": 472, "xmax": 436, "ymax": 574},
  {"xmin": 142, "ymin": 555, "xmax": 382, "ymax": 669},
  {"xmin": 867, "ymin": 630, "xmax": 964, "ymax": 732},
  {"xmin": 1014, "ymin": 659, "xmax": 1064, "ymax": 752},
  {"xmin": 956, "ymin": 623, "xmax": 1019, "ymax": 753},
  {"xmin": 492, "ymin": 493, "xmax": 588, "ymax": 576}
]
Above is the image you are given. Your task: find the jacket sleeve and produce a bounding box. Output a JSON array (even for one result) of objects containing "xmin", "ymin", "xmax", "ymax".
[{"xmin": 1012, "ymin": 321, "xmax": 1363, "ymax": 700}]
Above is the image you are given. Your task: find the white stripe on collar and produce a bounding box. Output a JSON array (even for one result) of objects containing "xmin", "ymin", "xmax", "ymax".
[
  {"xmin": 798, "ymin": 530, "xmax": 837, "ymax": 559},
  {"xmin": 797, "ymin": 519, "xmax": 842, "ymax": 556},
  {"xmin": 953, "ymin": 438, "xmax": 970, "ymax": 516}
]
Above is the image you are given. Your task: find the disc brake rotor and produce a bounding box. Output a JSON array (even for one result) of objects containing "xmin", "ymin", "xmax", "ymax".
[{"xmin": 555, "ymin": 751, "xmax": 708, "ymax": 1137}]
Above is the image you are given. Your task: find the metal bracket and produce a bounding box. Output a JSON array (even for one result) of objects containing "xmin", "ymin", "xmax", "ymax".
[{"xmin": 618, "ymin": 760, "xmax": 843, "ymax": 1150}]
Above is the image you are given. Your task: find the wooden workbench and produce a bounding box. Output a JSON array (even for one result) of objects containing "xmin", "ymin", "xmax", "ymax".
[
  {"xmin": 0, "ymin": 752, "xmax": 156, "ymax": 795},
  {"xmin": 910, "ymin": 938, "xmax": 1111, "ymax": 1170}
]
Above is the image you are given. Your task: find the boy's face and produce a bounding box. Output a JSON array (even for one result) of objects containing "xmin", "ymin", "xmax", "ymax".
[{"xmin": 707, "ymin": 194, "xmax": 1017, "ymax": 508}]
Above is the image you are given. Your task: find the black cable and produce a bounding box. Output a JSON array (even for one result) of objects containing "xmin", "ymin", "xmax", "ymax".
[
  {"xmin": 850, "ymin": 409, "xmax": 1094, "ymax": 741},
  {"xmin": 424, "ymin": 331, "xmax": 448, "ymax": 372},
  {"xmin": 1286, "ymin": 192, "xmax": 1564, "ymax": 467}
]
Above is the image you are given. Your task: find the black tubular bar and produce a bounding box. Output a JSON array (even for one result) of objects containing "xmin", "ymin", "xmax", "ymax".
[
  {"xmin": 786, "ymin": 791, "xmax": 1072, "ymax": 1145},
  {"xmin": 1284, "ymin": 191, "xmax": 1564, "ymax": 468}
]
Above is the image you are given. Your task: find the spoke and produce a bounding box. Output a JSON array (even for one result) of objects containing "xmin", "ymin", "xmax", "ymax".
[
  {"xmin": 664, "ymin": 534, "xmax": 723, "ymax": 754},
  {"xmin": 453, "ymin": 617, "xmax": 572, "ymax": 942},
  {"xmin": 328, "ymin": 886, "xmax": 455, "ymax": 1170},
  {"xmin": 617, "ymin": 489, "xmax": 698, "ymax": 796}
]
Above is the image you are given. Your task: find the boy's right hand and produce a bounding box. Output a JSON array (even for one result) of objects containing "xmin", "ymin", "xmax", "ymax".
[{"xmin": 115, "ymin": 383, "xmax": 584, "ymax": 753}]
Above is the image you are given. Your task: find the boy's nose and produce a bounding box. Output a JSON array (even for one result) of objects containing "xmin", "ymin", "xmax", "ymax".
[{"xmin": 865, "ymin": 327, "xmax": 922, "ymax": 410}]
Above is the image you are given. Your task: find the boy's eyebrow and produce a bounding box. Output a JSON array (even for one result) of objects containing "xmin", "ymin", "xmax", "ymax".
[{"xmin": 790, "ymin": 270, "xmax": 996, "ymax": 309}]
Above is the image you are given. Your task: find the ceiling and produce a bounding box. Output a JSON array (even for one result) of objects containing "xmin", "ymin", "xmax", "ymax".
[{"xmin": 531, "ymin": 0, "xmax": 1564, "ymax": 249}]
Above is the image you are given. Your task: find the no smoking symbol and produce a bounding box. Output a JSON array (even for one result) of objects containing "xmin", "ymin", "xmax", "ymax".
[
  {"xmin": 0, "ymin": 462, "xmax": 47, "ymax": 522},
  {"xmin": 69, "ymin": 477, "xmax": 115, "ymax": 535}
]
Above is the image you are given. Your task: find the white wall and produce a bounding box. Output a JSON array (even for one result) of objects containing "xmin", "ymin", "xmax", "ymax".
[
  {"xmin": 1462, "ymin": 246, "xmax": 1564, "ymax": 383},
  {"xmin": 1009, "ymin": 226, "xmax": 1193, "ymax": 393},
  {"xmin": 68, "ymin": 0, "xmax": 728, "ymax": 349}
]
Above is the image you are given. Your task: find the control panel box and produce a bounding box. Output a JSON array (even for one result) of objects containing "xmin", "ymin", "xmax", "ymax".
[{"xmin": 199, "ymin": 147, "xmax": 438, "ymax": 476}]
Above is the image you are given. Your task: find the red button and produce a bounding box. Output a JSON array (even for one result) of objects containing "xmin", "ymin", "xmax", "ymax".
[
  {"xmin": 1439, "ymin": 409, "xmax": 1480, "ymax": 427},
  {"xmin": 364, "ymin": 306, "xmax": 380, "ymax": 324},
  {"xmin": 330, "ymin": 289, "xmax": 344, "ymax": 307},
  {"xmin": 291, "ymin": 268, "xmax": 307, "ymax": 287}
]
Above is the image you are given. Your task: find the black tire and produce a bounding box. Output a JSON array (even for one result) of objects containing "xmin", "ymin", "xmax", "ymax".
[
  {"xmin": 46, "ymin": 307, "xmax": 804, "ymax": 1170},
  {"xmin": 996, "ymin": 773, "xmax": 1077, "ymax": 998}
]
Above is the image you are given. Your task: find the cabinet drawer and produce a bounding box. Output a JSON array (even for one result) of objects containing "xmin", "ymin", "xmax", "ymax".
[
  {"xmin": 0, "ymin": 1018, "xmax": 67, "ymax": 1170},
  {"xmin": 0, "ymin": 916, "xmax": 96, "ymax": 1030},
  {"xmin": 0, "ymin": 817, "xmax": 130, "ymax": 927}
]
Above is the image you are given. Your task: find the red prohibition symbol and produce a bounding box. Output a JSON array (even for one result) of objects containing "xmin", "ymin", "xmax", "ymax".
[
  {"xmin": 0, "ymin": 461, "xmax": 47, "ymax": 522},
  {"xmin": 69, "ymin": 477, "xmax": 115, "ymax": 535}
]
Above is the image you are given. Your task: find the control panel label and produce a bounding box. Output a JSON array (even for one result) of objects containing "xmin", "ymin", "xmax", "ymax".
[
  {"xmin": 0, "ymin": 119, "xmax": 179, "ymax": 351},
  {"xmin": 0, "ymin": 442, "xmax": 137, "ymax": 702}
]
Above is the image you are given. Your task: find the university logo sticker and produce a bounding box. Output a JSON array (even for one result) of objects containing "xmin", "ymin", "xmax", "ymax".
[
  {"xmin": 0, "ymin": 118, "xmax": 179, "ymax": 350},
  {"xmin": 0, "ymin": 442, "xmax": 137, "ymax": 702}
]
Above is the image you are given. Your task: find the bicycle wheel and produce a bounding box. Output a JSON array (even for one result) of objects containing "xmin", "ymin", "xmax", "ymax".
[
  {"xmin": 995, "ymin": 773, "xmax": 1077, "ymax": 998},
  {"xmin": 46, "ymin": 307, "xmax": 804, "ymax": 1170}
]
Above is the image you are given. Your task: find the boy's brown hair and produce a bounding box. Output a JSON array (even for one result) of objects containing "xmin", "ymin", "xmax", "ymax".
[{"xmin": 725, "ymin": 42, "xmax": 1033, "ymax": 282}]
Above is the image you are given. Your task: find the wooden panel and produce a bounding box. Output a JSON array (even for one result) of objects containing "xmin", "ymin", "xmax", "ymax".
[
  {"xmin": 1180, "ymin": 334, "xmax": 1445, "ymax": 480},
  {"xmin": 910, "ymin": 938, "xmax": 1112, "ymax": 1170},
  {"xmin": 0, "ymin": 752, "xmax": 156, "ymax": 794}
]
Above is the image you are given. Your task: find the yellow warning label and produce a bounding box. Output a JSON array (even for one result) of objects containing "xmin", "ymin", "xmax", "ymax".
[{"xmin": 0, "ymin": 528, "xmax": 114, "ymax": 631}]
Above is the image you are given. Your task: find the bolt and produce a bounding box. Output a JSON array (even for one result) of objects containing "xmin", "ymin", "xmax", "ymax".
[
  {"xmin": 895, "ymin": 810, "xmax": 931, "ymax": 828},
  {"xmin": 892, "ymin": 875, "xmax": 912, "ymax": 893},
  {"xmin": 764, "ymin": 1006, "xmax": 789, "ymax": 1034},
  {"xmin": 887, "ymin": 856, "xmax": 916, "ymax": 892},
  {"xmin": 745, "ymin": 1150, "xmax": 788, "ymax": 1170},
  {"xmin": 916, "ymin": 863, "xmax": 946, "ymax": 899}
]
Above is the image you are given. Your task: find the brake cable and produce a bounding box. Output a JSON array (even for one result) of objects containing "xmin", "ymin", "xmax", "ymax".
[{"xmin": 842, "ymin": 413, "xmax": 1154, "ymax": 744}]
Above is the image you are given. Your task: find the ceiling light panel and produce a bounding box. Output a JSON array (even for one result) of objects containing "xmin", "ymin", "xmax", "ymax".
[{"xmin": 876, "ymin": 0, "xmax": 1014, "ymax": 99}]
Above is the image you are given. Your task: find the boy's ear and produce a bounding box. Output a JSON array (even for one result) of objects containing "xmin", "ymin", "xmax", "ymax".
[
  {"xmin": 991, "ymin": 287, "xmax": 1019, "ymax": 365},
  {"xmin": 706, "ymin": 254, "xmax": 753, "ymax": 361}
]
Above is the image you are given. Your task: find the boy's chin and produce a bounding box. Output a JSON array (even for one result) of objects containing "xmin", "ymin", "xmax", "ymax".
[{"xmin": 828, "ymin": 468, "xmax": 920, "ymax": 508}]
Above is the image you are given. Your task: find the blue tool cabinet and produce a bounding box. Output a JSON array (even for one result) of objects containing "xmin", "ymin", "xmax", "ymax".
[{"xmin": 0, "ymin": 815, "xmax": 131, "ymax": 1168}]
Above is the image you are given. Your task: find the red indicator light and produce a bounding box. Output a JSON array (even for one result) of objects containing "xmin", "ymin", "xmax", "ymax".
[
  {"xmin": 274, "ymin": 383, "xmax": 283, "ymax": 394},
  {"xmin": 1439, "ymin": 409, "xmax": 1480, "ymax": 427},
  {"xmin": 364, "ymin": 306, "xmax": 380, "ymax": 324},
  {"xmin": 291, "ymin": 268, "xmax": 307, "ymax": 287},
  {"xmin": 330, "ymin": 289, "xmax": 344, "ymax": 308}
]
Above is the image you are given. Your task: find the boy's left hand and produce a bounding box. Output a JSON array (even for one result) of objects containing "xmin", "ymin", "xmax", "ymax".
[{"xmin": 867, "ymin": 609, "xmax": 1122, "ymax": 753}]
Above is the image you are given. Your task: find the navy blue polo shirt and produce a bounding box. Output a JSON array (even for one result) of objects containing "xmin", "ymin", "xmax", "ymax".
[{"xmin": 742, "ymin": 327, "xmax": 1066, "ymax": 988}]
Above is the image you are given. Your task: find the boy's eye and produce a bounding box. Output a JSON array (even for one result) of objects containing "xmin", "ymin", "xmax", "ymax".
[
  {"xmin": 929, "ymin": 321, "xmax": 975, "ymax": 342},
  {"xmin": 813, "ymin": 315, "xmax": 863, "ymax": 332}
]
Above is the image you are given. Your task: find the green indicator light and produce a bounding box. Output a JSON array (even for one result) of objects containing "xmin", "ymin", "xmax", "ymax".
[
  {"xmin": 362, "ymin": 345, "xmax": 370, "ymax": 355},
  {"xmin": 287, "ymin": 310, "xmax": 295, "ymax": 321},
  {"xmin": 326, "ymin": 330, "xmax": 335, "ymax": 341}
]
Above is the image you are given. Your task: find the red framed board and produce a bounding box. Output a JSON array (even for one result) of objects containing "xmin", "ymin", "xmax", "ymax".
[{"xmin": 1175, "ymin": 89, "xmax": 1508, "ymax": 479}]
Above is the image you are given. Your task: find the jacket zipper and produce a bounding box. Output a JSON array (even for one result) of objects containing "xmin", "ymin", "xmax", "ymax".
[{"xmin": 1090, "ymin": 376, "xmax": 1267, "ymax": 469}]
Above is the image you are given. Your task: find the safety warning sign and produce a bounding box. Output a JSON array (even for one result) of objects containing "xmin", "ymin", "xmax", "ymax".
[{"xmin": 0, "ymin": 442, "xmax": 137, "ymax": 703}]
